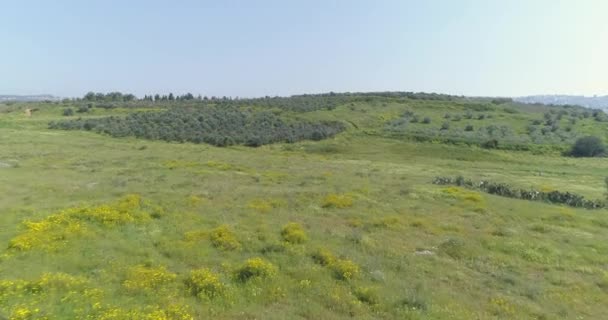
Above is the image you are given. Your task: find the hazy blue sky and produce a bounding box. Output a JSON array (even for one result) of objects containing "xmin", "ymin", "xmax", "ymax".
[{"xmin": 1, "ymin": 0, "xmax": 606, "ymax": 97}]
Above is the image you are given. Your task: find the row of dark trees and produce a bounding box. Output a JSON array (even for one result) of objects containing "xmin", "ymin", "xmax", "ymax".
[
  {"xmin": 49, "ymin": 107, "xmax": 345, "ymax": 147},
  {"xmin": 83, "ymin": 92, "xmax": 137, "ymax": 102},
  {"xmin": 76, "ymin": 91, "xmax": 472, "ymax": 110}
]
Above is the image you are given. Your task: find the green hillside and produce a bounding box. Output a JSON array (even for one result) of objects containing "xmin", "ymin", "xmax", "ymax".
[{"xmin": 1, "ymin": 93, "xmax": 608, "ymax": 319}]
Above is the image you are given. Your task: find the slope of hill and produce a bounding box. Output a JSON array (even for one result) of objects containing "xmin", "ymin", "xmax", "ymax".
[{"xmin": 0, "ymin": 93, "xmax": 607, "ymax": 319}]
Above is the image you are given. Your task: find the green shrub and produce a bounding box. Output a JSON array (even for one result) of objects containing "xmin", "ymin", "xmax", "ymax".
[
  {"xmin": 62, "ymin": 108, "xmax": 74, "ymax": 116},
  {"xmin": 422, "ymin": 117, "xmax": 431, "ymax": 124},
  {"xmin": 209, "ymin": 225, "xmax": 240, "ymax": 251},
  {"xmin": 465, "ymin": 124, "xmax": 474, "ymax": 132},
  {"xmin": 234, "ymin": 257, "xmax": 277, "ymax": 282},
  {"xmin": 438, "ymin": 238, "xmax": 468, "ymax": 259},
  {"xmin": 481, "ymin": 139, "xmax": 498, "ymax": 149},
  {"xmin": 76, "ymin": 105, "xmax": 90, "ymax": 113},
  {"xmin": 354, "ymin": 287, "xmax": 380, "ymax": 305},
  {"xmin": 569, "ymin": 136, "xmax": 606, "ymax": 157},
  {"xmin": 281, "ymin": 222, "xmax": 307, "ymax": 244}
]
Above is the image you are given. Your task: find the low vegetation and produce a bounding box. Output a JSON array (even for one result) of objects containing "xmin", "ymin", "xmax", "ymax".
[{"xmin": 2, "ymin": 92, "xmax": 608, "ymax": 319}]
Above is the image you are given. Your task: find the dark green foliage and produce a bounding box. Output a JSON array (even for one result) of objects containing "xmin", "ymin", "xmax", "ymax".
[
  {"xmin": 440, "ymin": 122, "xmax": 450, "ymax": 130},
  {"xmin": 465, "ymin": 124, "xmax": 474, "ymax": 132},
  {"xmin": 438, "ymin": 238, "xmax": 468, "ymax": 259},
  {"xmin": 76, "ymin": 105, "xmax": 90, "ymax": 113},
  {"xmin": 422, "ymin": 117, "xmax": 431, "ymax": 124},
  {"xmin": 84, "ymin": 91, "xmax": 136, "ymax": 102},
  {"xmin": 49, "ymin": 107, "xmax": 345, "ymax": 147},
  {"xmin": 62, "ymin": 108, "xmax": 74, "ymax": 116},
  {"xmin": 481, "ymin": 139, "xmax": 498, "ymax": 149},
  {"xmin": 491, "ymin": 98, "xmax": 513, "ymax": 105},
  {"xmin": 569, "ymin": 136, "xmax": 606, "ymax": 157},
  {"xmin": 458, "ymin": 103, "xmax": 496, "ymax": 112},
  {"xmin": 95, "ymin": 103, "xmax": 118, "ymax": 109},
  {"xmin": 433, "ymin": 176, "xmax": 605, "ymax": 209}
]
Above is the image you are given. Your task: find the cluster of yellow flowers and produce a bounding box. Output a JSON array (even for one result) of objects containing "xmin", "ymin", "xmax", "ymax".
[
  {"xmin": 186, "ymin": 268, "xmax": 227, "ymax": 299},
  {"xmin": 9, "ymin": 305, "xmax": 42, "ymax": 320},
  {"xmin": 8, "ymin": 210, "xmax": 86, "ymax": 251},
  {"xmin": 123, "ymin": 266, "xmax": 177, "ymax": 291},
  {"xmin": 162, "ymin": 160, "xmax": 198, "ymax": 170},
  {"xmin": 209, "ymin": 225, "xmax": 241, "ymax": 251},
  {"xmin": 234, "ymin": 257, "xmax": 277, "ymax": 282},
  {"xmin": 311, "ymin": 248, "xmax": 360, "ymax": 280},
  {"xmin": 330, "ymin": 259, "xmax": 360, "ymax": 281},
  {"xmin": 0, "ymin": 273, "xmax": 89, "ymax": 319},
  {"xmin": 0, "ymin": 271, "xmax": 194, "ymax": 320},
  {"xmin": 96, "ymin": 304, "xmax": 193, "ymax": 320},
  {"xmin": 280, "ymin": 222, "xmax": 308, "ymax": 244},
  {"xmin": 321, "ymin": 194, "xmax": 354, "ymax": 209},
  {"xmin": 8, "ymin": 195, "xmax": 149, "ymax": 251},
  {"xmin": 442, "ymin": 187, "xmax": 483, "ymax": 203},
  {"xmin": 247, "ymin": 198, "xmax": 285, "ymax": 213}
]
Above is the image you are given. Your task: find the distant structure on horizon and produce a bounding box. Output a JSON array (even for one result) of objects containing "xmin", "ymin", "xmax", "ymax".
[
  {"xmin": 515, "ymin": 95, "xmax": 608, "ymax": 111},
  {"xmin": 0, "ymin": 94, "xmax": 59, "ymax": 102}
]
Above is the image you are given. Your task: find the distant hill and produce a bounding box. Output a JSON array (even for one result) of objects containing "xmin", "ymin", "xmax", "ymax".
[
  {"xmin": 0, "ymin": 94, "xmax": 59, "ymax": 102},
  {"xmin": 515, "ymin": 95, "xmax": 608, "ymax": 110}
]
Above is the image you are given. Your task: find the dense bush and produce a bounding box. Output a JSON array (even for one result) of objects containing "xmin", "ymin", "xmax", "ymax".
[
  {"xmin": 569, "ymin": 136, "xmax": 606, "ymax": 157},
  {"xmin": 76, "ymin": 105, "xmax": 90, "ymax": 113},
  {"xmin": 281, "ymin": 223, "xmax": 307, "ymax": 244},
  {"xmin": 433, "ymin": 176, "xmax": 605, "ymax": 209},
  {"xmin": 330, "ymin": 259, "xmax": 361, "ymax": 280},
  {"xmin": 62, "ymin": 108, "xmax": 74, "ymax": 116},
  {"xmin": 234, "ymin": 258, "xmax": 277, "ymax": 282},
  {"xmin": 311, "ymin": 247, "xmax": 336, "ymax": 266},
  {"xmin": 49, "ymin": 107, "xmax": 345, "ymax": 147},
  {"xmin": 186, "ymin": 268, "xmax": 226, "ymax": 299},
  {"xmin": 209, "ymin": 225, "xmax": 240, "ymax": 251}
]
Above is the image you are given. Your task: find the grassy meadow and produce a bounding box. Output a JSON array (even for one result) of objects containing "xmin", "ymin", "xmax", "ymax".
[{"xmin": 1, "ymin": 95, "xmax": 608, "ymax": 319}]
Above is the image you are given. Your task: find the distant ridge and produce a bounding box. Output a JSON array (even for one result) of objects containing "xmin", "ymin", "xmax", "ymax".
[
  {"xmin": 0, "ymin": 94, "xmax": 59, "ymax": 102},
  {"xmin": 515, "ymin": 95, "xmax": 608, "ymax": 110}
]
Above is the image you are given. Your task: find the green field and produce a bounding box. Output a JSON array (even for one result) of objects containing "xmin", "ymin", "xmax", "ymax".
[{"xmin": 1, "ymin": 95, "xmax": 608, "ymax": 319}]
